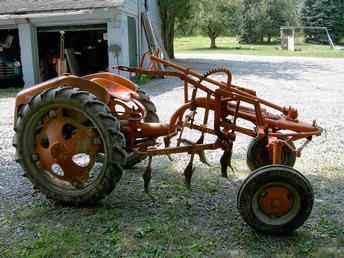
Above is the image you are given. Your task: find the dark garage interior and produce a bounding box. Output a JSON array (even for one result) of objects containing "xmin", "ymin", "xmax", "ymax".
[
  {"xmin": 38, "ymin": 25, "xmax": 109, "ymax": 81},
  {"xmin": 0, "ymin": 29, "xmax": 24, "ymax": 87}
]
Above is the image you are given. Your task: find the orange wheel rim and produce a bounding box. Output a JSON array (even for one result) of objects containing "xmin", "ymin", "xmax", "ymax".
[
  {"xmin": 35, "ymin": 108, "xmax": 102, "ymax": 187},
  {"xmin": 258, "ymin": 185, "xmax": 293, "ymax": 217}
]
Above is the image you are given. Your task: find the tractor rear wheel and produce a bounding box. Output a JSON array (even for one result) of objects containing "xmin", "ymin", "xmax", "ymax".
[
  {"xmin": 124, "ymin": 89, "xmax": 159, "ymax": 169},
  {"xmin": 237, "ymin": 165, "xmax": 313, "ymax": 235},
  {"xmin": 137, "ymin": 89, "xmax": 160, "ymax": 123},
  {"xmin": 14, "ymin": 87, "xmax": 127, "ymax": 205},
  {"xmin": 246, "ymin": 137, "xmax": 296, "ymax": 171}
]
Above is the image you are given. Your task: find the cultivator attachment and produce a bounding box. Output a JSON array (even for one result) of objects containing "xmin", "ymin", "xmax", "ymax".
[{"xmin": 117, "ymin": 51, "xmax": 322, "ymax": 177}]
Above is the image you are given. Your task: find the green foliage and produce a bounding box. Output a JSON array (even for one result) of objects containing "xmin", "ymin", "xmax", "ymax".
[
  {"xmin": 301, "ymin": 0, "xmax": 344, "ymax": 43},
  {"xmin": 159, "ymin": 0, "xmax": 192, "ymax": 58},
  {"xmin": 239, "ymin": 0, "xmax": 300, "ymax": 43},
  {"xmin": 172, "ymin": 0, "xmax": 344, "ymax": 48},
  {"xmin": 175, "ymin": 0, "xmax": 300, "ymax": 46},
  {"xmin": 193, "ymin": 0, "xmax": 241, "ymax": 48}
]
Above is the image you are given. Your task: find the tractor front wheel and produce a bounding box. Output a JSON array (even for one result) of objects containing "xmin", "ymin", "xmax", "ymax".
[
  {"xmin": 246, "ymin": 137, "xmax": 296, "ymax": 171},
  {"xmin": 14, "ymin": 87, "xmax": 127, "ymax": 205},
  {"xmin": 237, "ymin": 165, "xmax": 313, "ymax": 235}
]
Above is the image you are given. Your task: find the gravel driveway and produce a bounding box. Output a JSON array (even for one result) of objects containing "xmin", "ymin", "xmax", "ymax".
[{"xmin": 0, "ymin": 54, "xmax": 343, "ymax": 256}]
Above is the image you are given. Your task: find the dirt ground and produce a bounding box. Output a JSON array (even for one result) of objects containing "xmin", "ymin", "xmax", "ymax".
[{"xmin": 0, "ymin": 54, "xmax": 344, "ymax": 257}]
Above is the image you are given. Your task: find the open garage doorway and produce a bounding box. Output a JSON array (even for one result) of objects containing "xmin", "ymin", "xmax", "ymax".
[
  {"xmin": 0, "ymin": 29, "xmax": 24, "ymax": 88},
  {"xmin": 37, "ymin": 24, "xmax": 108, "ymax": 81}
]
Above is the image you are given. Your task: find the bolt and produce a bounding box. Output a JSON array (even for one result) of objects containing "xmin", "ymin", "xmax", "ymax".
[{"xmin": 48, "ymin": 110, "xmax": 57, "ymax": 118}]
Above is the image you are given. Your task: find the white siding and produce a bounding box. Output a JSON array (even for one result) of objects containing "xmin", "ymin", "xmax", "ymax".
[
  {"xmin": 18, "ymin": 23, "xmax": 40, "ymax": 87},
  {"xmin": 138, "ymin": 0, "xmax": 162, "ymax": 55},
  {"xmin": 146, "ymin": 0, "xmax": 161, "ymax": 39},
  {"xmin": 122, "ymin": 0, "xmax": 138, "ymax": 16}
]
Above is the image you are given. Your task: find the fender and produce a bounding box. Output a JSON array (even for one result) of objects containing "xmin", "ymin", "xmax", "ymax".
[
  {"xmin": 14, "ymin": 73, "xmax": 138, "ymax": 125},
  {"xmin": 82, "ymin": 72, "xmax": 138, "ymax": 91}
]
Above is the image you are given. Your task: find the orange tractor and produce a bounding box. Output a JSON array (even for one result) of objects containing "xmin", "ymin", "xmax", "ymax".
[{"xmin": 13, "ymin": 51, "xmax": 322, "ymax": 234}]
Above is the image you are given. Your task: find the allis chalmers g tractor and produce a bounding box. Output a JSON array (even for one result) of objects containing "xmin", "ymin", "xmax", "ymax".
[{"xmin": 13, "ymin": 51, "xmax": 322, "ymax": 235}]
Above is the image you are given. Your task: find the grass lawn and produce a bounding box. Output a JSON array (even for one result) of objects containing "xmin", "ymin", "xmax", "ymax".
[
  {"xmin": 1, "ymin": 161, "xmax": 344, "ymax": 258},
  {"xmin": 175, "ymin": 36, "xmax": 344, "ymax": 58}
]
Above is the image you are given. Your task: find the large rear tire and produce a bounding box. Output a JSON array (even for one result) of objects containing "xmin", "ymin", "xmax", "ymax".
[
  {"xmin": 237, "ymin": 165, "xmax": 313, "ymax": 235},
  {"xmin": 14, "ymin": 87, "xmax": 127, "ymax": 205},
  {"xmin": 124, "ymin": 89, "xmax": 159, "ymax": 169}
]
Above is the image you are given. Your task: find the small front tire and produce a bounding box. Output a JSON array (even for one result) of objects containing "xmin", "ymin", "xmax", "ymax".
[{"xmin": 237, "ymin": 165, "xmax": 314, "ymax": 235}]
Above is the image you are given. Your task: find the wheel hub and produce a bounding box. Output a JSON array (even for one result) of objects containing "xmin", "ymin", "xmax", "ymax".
[
  {"xmin": 35, "ymin": 109, "xmax": 102, "ymax": 186},
  {"xmin": 258, "ymin": 186, "xmax": 293, "ymax": 217}
]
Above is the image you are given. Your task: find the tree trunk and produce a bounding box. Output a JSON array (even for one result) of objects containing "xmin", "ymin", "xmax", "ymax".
[
  {"xmin": 210, "ymin": 37, "xmax": 217, "ymax": 49},
  {"xmin": 208, "ymin": 26, "xmax": 218, "ymax": 49},
  {"xmin": 160, "ymin": 7, "xmax": 176, "ymax": 59},
  {"xmin": 167, "ymin": 18, "xmax": 175, "ymax": 58}
]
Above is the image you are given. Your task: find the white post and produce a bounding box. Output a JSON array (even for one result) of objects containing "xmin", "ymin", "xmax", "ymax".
[
  {"xmin": 287, "ymin": 29, "xmax": 295, "ymax": 51},
  {"xmin": 107, "ymin": 14, "xmax": 129, "ymax": 77},
  {"xmin": 18, "ymin": 22, "xmax": 40, "ymax": 88}
]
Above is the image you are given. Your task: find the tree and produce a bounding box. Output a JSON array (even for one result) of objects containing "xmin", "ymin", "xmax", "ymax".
[
  {"xmin": 239, "ymin": 0, "xmax": 300, "ymax": 44},
  {"xmin": 159, "ymin": 0, "xmax": 191, "ymax": 58},
  {"xmin": 264, "ymin": 0, "xmax": 300, "ymax": 42},
  {"xmin": 175, "ymin": 10, "xmax": 200, "ymax": 37},
  {"xmin": 197, "ymin": 0, "xmax": 238, "ymax": 49},
  {"xmin": 239, "ymin": 0, "xmax": 265, "ymax": 43},
  {"xmin": 302, "ymin": 0, "xmax": 344, "ymax": 43}
]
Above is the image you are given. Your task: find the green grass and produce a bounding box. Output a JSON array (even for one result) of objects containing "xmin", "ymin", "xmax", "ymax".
[
  {"xmin": 1, "ymin": 161, "xmax": 344, "ymax": 258},
  {"xmin": 175, "ymin": 36, "xmax": 344, "ymax": 58}
]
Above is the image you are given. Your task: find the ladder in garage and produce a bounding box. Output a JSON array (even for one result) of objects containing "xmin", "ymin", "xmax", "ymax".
[{"xmin": 141, "ymin": 11, "xmax": 168, "ymax": 65}]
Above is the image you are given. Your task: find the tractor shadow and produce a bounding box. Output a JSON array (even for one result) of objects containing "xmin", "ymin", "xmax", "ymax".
[
  {"xmin": 140, "ymin": 57, "xmax": 331, "ymax": 98},
  {"xmin": 176, "ymin": 57, "xmax": 330, "ymax": 81}
]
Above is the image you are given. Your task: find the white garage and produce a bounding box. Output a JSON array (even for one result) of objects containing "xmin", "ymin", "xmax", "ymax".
[{"xmin": 0, "ymin": 0, "xmax": 162, "ymax": 87}]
